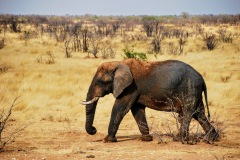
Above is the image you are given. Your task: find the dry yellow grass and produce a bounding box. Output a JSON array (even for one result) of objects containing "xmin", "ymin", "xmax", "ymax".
[{"xmin": 0, "ymin": 24, "xmax": 240, "ymax": 159}]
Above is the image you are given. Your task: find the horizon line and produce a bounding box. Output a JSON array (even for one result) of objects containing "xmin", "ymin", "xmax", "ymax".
[{"xmin": 1, "ymin": 13, "xmax": 239, "ymax": 17}]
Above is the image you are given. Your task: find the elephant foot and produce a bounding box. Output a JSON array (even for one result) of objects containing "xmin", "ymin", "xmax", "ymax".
[
  {"xmin": 139, "ymin": 135, "xmax": 153, "ymax": 141},
  {"xmin": 203, "ymin": 128, "xmax": 219, "ymax": 144},
  {"xmin": 103, "ymin": 136, "xmax": 117, "ymax": 143}
]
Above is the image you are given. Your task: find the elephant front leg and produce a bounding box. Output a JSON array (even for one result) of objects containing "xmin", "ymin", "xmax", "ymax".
[
  {"xmin": 103, "ymin": 100, "xmax": 131, "ymax": 143},
  {"xmin": 131, "ymin": 103, "xmax": 153, "ymax": 141}
]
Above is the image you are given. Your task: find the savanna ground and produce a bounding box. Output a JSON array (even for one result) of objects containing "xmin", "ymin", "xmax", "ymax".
[{"xmin": 0, "ymin": 16, "xmax": 240, "ymax": 159}]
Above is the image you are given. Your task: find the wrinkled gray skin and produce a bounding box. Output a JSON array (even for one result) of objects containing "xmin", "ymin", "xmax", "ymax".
[{"xmin": 83, "ymin": 58, "xmax": 218, "ymax": 144}]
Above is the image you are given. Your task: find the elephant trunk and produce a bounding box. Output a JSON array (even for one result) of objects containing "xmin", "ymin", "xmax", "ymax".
[
  {"xmin": 84, "ymin": 86, "xmax": 99, "ymax": 135},
  {"xmin": 85, "ymin": 103, "xmax": 97, "ymax": 135}
]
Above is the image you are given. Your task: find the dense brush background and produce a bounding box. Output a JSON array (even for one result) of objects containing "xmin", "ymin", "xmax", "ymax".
[{"xmin": 0, "ymin": 15, "xmax": 239, "ymax": 159}]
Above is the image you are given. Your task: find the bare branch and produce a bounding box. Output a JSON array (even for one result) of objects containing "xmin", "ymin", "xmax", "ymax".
[{"xmin": 0, "ymin": 96, "xmax": 27, "ymax": 152}]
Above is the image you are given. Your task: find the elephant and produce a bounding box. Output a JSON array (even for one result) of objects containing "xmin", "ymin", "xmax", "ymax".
[{"xmin": 81, "ymin": 58, "xmax": 218, "ymax": 144}]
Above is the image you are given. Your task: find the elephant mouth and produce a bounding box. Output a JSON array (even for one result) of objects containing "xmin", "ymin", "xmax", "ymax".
[{"xmin": 81, "ymin": 97, "xmax": 99, "ymax": 105}]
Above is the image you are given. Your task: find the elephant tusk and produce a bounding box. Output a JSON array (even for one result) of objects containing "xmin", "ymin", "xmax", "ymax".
[{"xmin": 81, "ymin": 97, "xmax": 99, "ymax": 105}]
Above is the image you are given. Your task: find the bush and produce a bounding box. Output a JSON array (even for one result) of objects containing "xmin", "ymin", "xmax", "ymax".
[
  {"xmin": 203, "ymin": 33, "xmax": 218, "ymax": 50},
  {"xmin": 101, "ymin": 40, "xmax": 115, "ymax": 59},
  {"xmin": 168, "ymin": 42, "xmax": 178, "ymax": 55},
  {"xmin": 152, "ymin": 35, "xmax": 162, "ymax": 54},
  {"xmin": 36, "ymin": 51, "xmax": 55, "ymax": 64},
  {"xmin": 123, "ymin": 45, "xmax": 147, "ymax": 61},
  {"xmin": 217, "ymin": 29, "xmax": 234, "ymax": 43},
  {"xmin": 0, "ymin": 63, "xmax": 9, "ymax": 73},
  {"xmin": 0, "ymin": 97, "xmax": 27, "ymax": 152}
]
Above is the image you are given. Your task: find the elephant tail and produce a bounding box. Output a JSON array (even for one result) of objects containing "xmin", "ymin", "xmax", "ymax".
[{"xmin": 203, "ymin": 82, "xmax": 210, "ymax": 121}]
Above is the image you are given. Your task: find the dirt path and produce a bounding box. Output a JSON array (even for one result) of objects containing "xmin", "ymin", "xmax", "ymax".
[{"xmin": 1, "ymin": 112, "xmax": 240, "ymax": 160}]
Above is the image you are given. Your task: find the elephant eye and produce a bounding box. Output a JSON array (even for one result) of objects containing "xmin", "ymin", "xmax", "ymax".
[{"xmin": 96, "ymin": 79, "xmax": 110, "ymax": 86}]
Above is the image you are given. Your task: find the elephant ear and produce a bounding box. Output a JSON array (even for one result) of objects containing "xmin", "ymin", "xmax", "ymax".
[{"xmin": 113, "ymin": 63, "xmax": 133, "ymax": 98}]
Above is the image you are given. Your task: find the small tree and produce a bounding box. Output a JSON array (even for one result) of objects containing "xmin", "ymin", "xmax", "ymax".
[
  {"xmin": 181, "ymin": 12, "xmax": 189, "ymax": 19},
  {"xmin": 178, "ymin": 36, "xmax": 187, "ymax": 55},
  {"xmin": 64, "ymin": 39, "xmax": 72, "ymax": 58},
  {"xmin": 203, "ymin": 33, "xmax": 218, "ymax": 50},
  {"xmin": 152, "ymin": 35, "xmax": 162, "ymax": 54},
  {"xmin": 88, "ymin": 33, "xmax": 102, "ymax": 58},
  {"xmin": 10, "ymin": 16, "xmax": 20, "ymax": 33},
  {"xmin": 142, "ymin": 16, "xmax": 158, "ymax": 37},
  {"xmin": 71, "ymin": 22, "xmax": 82, "ymax": 52},
  {"xmin": 81, "ymin": 27, "xmax": 89, "ymax": 52}
]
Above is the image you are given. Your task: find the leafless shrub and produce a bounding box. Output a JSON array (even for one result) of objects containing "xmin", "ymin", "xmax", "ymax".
[
  {"xmin": 168, "ymin": 42, "xmax": 179, "ymax": 55},
  {"xmin": 178, "ymin": 35, "xmax": 187, "ymax": 55},
  {"xmin": 47, "ymin": 21, "xmax": 69, "ymax": 42},
  {"xmin": 166, "ymin": 95, "xmax": 204, "ymax": 145},
  {"xmin": 172, "ymin": 29, "xmax": 182, "ymax": 38},
  {"xmin": 9, "ymin": 17, "xmax": 21, "ymax": 33},
  {"xmin": 217, "ymin": 29, "xmax": 234, "ymax": 43},
  {"xmin": 95, "ymin": 18, "xmax": 112, "ymax": 37},
  {"xmin": 209, "ymin": 113, "xmax": 226, "ymax": 141},
  {"xmin": 220, "ymin": 74, "xmax": 231, "ymax": 83},
  {"xmin": 71, "ymin": 22, "xmax": 82, "ymax": 52},
  {"xmin": 101, "ymin": 40, "xmax": 115, "ymax": 59},
  {"xmin": 36, "ymin": 56, "xmax": 43, "ymax": 64},
  {"xmin": 64, "ymin": 38, "xmax": 73, "ymax": 58},
  {"xmin": 142, "ymin": 17, "xmax": 155, "ymax": 37},
  {"xmin": 133, "ymin": 34, "xmax": 148, "ymax": 42},
  {"xmin": 0, "ymin": 63, "xmax": 9, "ymax": 73},
  {"xmin": 194, "ymin": 24, "xmax": 204, "ymax": 37},
  {"xmin": 87, "ymin": 33, "xmax": 102, "ymax": 58},
  {"xmin": 45, "ymin": 51, "xmax": 55, "ymax": 64},
  {"xmin": 149, "ymin": 112, "xmax": 204, "ymax": 145},
  {"xmin": 122, "ymin": 34, "xmax": 132, "ymax": 43},
  {"xmin": 149, "ymin": 89, "xmax": 221, "ymax": 145},
  {"xmin": 152, "ymin": 35, "xmax": 162, "ymax": 54},
  {"xmin": 0, "ymin": 97, "xmax": 27, "ymax": 152},
  {"xmin": 81, "ymin": 27, "xmax": 89, "ymax": 53},
  {"xmin": 36, "ymin": 51, "xmax": 55, "ymax": 64},
  {"xmin": 203, "ymin": 32, "xmax": 218, "ymax": 50},
  {"xmin": 19, "ymin": 30, "xmax": 38, "ymax": 46},
  {"xmin": 19, "ymin": 31, "xmax": 30, "ymax": 46}
]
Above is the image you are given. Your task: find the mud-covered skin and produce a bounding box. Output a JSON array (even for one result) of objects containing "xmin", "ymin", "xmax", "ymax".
[{"xmin": 84, "ymin": 59, "xmax": 218, "ymax": 144}]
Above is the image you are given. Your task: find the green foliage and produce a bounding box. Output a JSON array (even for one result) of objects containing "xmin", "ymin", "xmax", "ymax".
[
  {"xmin": 122, "ymin": 45, "xmax": 147, "ymax": 61},
  {"xmin": 142, "ymin": 16, "xmax": 157, "ymax": 21}
]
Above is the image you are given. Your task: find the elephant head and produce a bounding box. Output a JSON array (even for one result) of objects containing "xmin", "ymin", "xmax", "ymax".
[{"xmin": 82, "ymin": 62, "xmax": 133, "ymax": 135}]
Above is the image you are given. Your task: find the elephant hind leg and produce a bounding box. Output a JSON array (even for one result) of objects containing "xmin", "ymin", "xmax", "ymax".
[
  {"xmin": 193, "ymin": 105, "xmax": 219, "ymax": 143},
  {"xmin": 131, "ymin": 103, "xmax": 153, "ymax": 141},
  {"xmin": 178, "ymin": 113, "xmax": 192, "ymax": 144}
]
